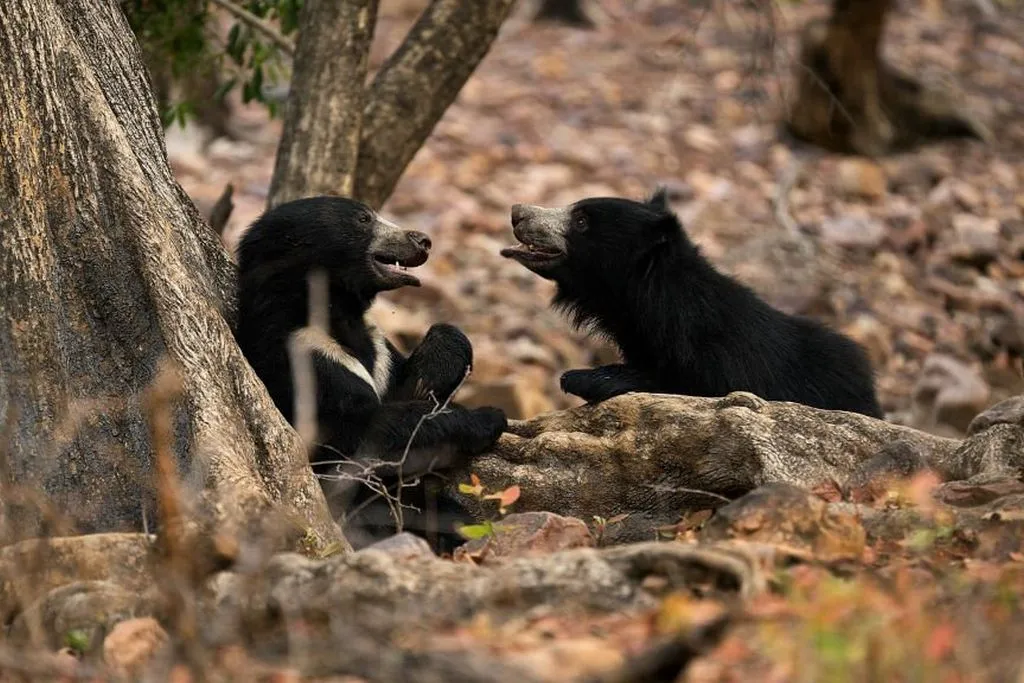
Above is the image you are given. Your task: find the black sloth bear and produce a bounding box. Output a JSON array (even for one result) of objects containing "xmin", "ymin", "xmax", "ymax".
[
  {"xmin": 501, "ymin": 188, "xmax": 883, "ymax": 418},
  {"xmin": 235, "ymin": 196, "xmax": 507, "ymax": 551}
]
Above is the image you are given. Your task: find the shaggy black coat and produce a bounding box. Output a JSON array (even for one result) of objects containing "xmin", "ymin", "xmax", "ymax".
[
  {"xmin": 502, "ymin": 189, "xmax": 883, "ymax": 418},
  {"xmin": 235, "ymin": 196, "xmax": 507, "ymax": 551}
]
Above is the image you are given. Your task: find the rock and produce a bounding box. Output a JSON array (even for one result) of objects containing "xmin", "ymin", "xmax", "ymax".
[
  {"xmin": 912, "ymin": 354, "xmax": 991, "ymax": 433},
  {"xmin": 934, "ymin": 477, "xmax": 1024, "ymax": 507},
  {"xmin": 456, "ymin": 392, "xmax": 961, "ymax": 545},
  {"xmin": 357, "ymin": 532, "xmax": 435, "ymax": 561},
  {"xmin": 820, "ymin": 213, "xmax": 887, "ymax": 250},
  {"xmin": 103, "ymin": 617, "xmax": 170, "ymax": 679},
  {"xmin": 845, "ymin": 441, "xmax": 930, "ymax": 503},
  {"xmin": 8, "ymin": 580, "xmax": 156, "ymax": 650},
  {"xmin": 834, "ymin": 158, "xmax": 887, "ymax": 199},
  {"xmin": 459, "ymin": 378, "xmax": 556, "ymax": 420},
  {"xmin": 455, "ymin": 512, "xmax": 594, "ymax": 562},
  {"xmin": 683, "ymin": 125, "xmax": 720, "ymax": 152},
  {"xmin": 699, "ymin": 483, "xmax": 866, "ymax": 562},
  {"xmin": 949, "ymin": 180, "xmax": 984, "ymax": 211},
  {"xmin": 215, "ymin": 541, "xmax": 763, "ymax": 632},
  {"xmin": 966, "ymin": 395, "xmax": 1024, "ymax": 436},
  {"xmin": 203, "ymin": 541, "xmax": 763, "ymax": 682},
  {"xmin": 949, "ymin": 214, "xmax": 1000, "ymax": 268},
  {"xmin": 0, "ymin": 533, "xmax": 155, "ymax": 625}
]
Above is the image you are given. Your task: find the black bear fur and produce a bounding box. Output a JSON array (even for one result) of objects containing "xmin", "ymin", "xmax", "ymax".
[
  {"xmin": 235, "ymin": 196, "xmax": 507, "ymax": 552},
  {"xmin": 501, "ymin": 188, "xmax": 883, "ymax": 418}
]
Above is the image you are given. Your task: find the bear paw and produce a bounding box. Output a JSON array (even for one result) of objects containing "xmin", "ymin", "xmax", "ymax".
[
  {"xmin": 467, "ymin": 406, "xmax": 508, "ymax": 452},
  {"xmin": 560, "ymin": 369, "xmax": 626, "ymax": 404}
]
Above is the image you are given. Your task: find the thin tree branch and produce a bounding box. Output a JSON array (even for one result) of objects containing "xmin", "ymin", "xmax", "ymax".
[
  {"xmin": 208, "ymin": 0, "xmax": 295, "ymax": 56},
  {"xmin": 354, "ymin": 0, "xmax": 517, "ymax": 209}
]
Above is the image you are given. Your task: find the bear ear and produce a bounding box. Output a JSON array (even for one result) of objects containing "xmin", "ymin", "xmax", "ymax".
[{"xmin": 646, "ymin": 186, "xmax": 670, "ymax": 212}]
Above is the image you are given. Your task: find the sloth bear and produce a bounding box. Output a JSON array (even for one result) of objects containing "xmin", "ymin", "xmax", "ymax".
[
  {"xmin": 501, "ymin": 188, "xmax": 883, "ymax": 418},
  {"xmin": 235, "ymin": 196, "xmax": 507, "ymax": 551}
]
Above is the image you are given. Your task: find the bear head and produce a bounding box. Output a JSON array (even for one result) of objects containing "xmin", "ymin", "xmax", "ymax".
[
  {"xmin": 237, "ymin": 195, "xmax": 432, "ymax": 296},
  {"xmin": 500, "ymin": 187, "xmax": 691, "ymax": 291}
]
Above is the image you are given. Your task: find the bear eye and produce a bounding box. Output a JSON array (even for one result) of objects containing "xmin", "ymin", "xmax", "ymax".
[
  {"xmin": 572, "ymin": 214, "xmax": 588, "ymax": 233},
  {"xmin": 358, "ymin": 210, "xmax": 372, "ymax": 224}
]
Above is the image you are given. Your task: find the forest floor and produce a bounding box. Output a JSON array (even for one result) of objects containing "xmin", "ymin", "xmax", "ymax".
[
  {"xmin": 150, "ymin": 0, "xmax": 1024, "ymax": 680},
  {"xmin": 172, "ymin": 0, "xmax": 1024, "ymax": 439}
]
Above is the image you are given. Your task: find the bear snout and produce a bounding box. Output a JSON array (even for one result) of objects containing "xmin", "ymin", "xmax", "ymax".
[
  {"xmin": 408, "ymin": 231, "xmax": 432, "ymax": 252},
  {"xmin": 511, "ymin": 203, "xmax": 541, "ymax": 228}
]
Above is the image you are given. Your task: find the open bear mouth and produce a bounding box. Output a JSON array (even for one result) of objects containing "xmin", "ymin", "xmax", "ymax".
[
  {"xmin": 371, "ymin": 251, "xmax": 427, "ymax": 287},
  {"xmin": 500, "ymin": 241, "xmax": 565, "ymax": 267}
]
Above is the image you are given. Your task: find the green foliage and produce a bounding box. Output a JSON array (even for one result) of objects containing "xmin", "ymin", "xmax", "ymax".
[
  {"xmin": 63, "ymin": 629, "xmax": 90, "ymax": 654},
  {"xmin": 455, "ymin": 474, "xmax": 520, "ymax": 541},
  {"xmin": 121, "ymin": 0, "xmax": 302, "ymax": 127}
]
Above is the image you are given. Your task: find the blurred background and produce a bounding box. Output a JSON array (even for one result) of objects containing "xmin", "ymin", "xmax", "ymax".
[{"xmin": 152, "ymin": 0, "xmax": 1023, "ymax": 437}]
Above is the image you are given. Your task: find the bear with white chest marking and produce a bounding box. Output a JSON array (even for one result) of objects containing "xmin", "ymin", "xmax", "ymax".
[
  {"xmin": 235, "ymin": 196, "xmax": 507, "ymax": 551},
  {"xmin": 501, "ymin": 188, "xmax": 883, "ymax": 418}
]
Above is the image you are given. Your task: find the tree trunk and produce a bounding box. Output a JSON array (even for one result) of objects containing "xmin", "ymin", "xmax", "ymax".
[
  {"xmin": 268, "ymin": 0, "xmax": 516, "ymax": 212},
  {"xmin": 533, "ymin": 0, "xmax": 595, "ymax": 28},
  {"xmin": 0, "ymin": 0, "xmax": 343, "ymax": 553},
  {"xmin": 355, "ymin": 0, "xmax": 517, "ymax": 209},
  {"xmin": 784, "ymin": 0, "xmax": 990, "ymax": 156},
  {"xmin": 267, "ymin": 0, "xmax": 380, "ymax": 208}
]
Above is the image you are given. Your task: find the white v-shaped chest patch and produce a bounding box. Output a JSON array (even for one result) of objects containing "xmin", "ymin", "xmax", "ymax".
[{"xmin": 289, "ymin": 318, "xmax": 392, "ymax": 398}]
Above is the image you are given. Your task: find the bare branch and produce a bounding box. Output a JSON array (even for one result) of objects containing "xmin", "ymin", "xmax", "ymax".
[
  {"xmin": 268, "ymin": 0, "xmax": 380, "ymax": 208},
  {"xmin": 208, "ymin": 0, "xmax": 295, "ymax": 56},
  {"xmin": 772, "ymin": 154, "xmax": 805, "ymax": 237},
  {"xmin": 208, "ymin": 182, "xmax": 234, "ymax": 237},
  {"xmin": 355, "ymin": 0, "xmax": 517, "ymax": 209}
]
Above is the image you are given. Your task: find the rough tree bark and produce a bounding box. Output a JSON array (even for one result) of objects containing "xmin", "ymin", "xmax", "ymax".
[
  {"xmin": 268, "ymin": 0, "xmax": 517, "ymax": 210},
  {"xmin": 267, "ymin": 0, "xmax": 379, "ymax": 208},
  {"xmin": 784, "ymin": 0, "xmax": 990, "ymax": 156},
  {"xmin": 0, "ymin": 0, "xmax": 342, "ymax": 552},
  {"xmin": 533, "ymin": 0, "xmax": 595, "ymax": 28}
]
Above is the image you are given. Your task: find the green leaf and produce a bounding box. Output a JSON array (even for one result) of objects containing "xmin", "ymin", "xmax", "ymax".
[
  {"xmin": 213, "ymin": 76, "xmax": 238, "ymax": 102},
  {"xmin": 64, "ymin": 629, "xmax": 90, "ymax": 653},
  {"xmin": 456, "ymin": 522, "xmax": 494, "ymax": 540},
  {"xmin": 226, "ymin": 23, "xmax": 244, "ymax": 64}
]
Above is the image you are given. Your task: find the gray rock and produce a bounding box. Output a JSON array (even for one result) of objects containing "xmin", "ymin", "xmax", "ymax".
[{"xmin": 458, "ymin": 392, "xmax": 961, "ymax": 544}]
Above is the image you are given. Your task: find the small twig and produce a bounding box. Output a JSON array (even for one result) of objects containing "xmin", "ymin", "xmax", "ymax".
[
  {"xmin": 643, "ymin": 483, "xmax": 733, "ymax": 505},
  {"xmin": 393, "ymin": 366, "xmax": 472, "ymax": 532},
  {"xmin": 208, "ymin": 183, "xmax": 234, "ymax": 238},
  {"xmin": 772, "ymin": 153, "xmax": 805, "ymax": 236},
  {"xmin": 319, "ymin": 365, "xmax": 474, "ymax": 535},
  {"xmin": 208, "ymin": 0, "xmax": 296, "ymax": 56}
]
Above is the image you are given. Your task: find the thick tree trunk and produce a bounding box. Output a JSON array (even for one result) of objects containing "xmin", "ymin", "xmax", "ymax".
[
  {"xmin": 533, "ymin": 0, "xmax": 595, "ymax": 28},
  {"xmin": 355, "ymin": 0, "xmax": 516, "ymax": 209},
  {"xmin": 784, "ymin": 0, "xmax": 990, "ymax": 156},
  {"xmin": 0, "ymin": 0, "xmax": 342, "ymax": 552},
  {"xmin": 267, "ymin": 0, "xmax": 380, "ymax": 208}
]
